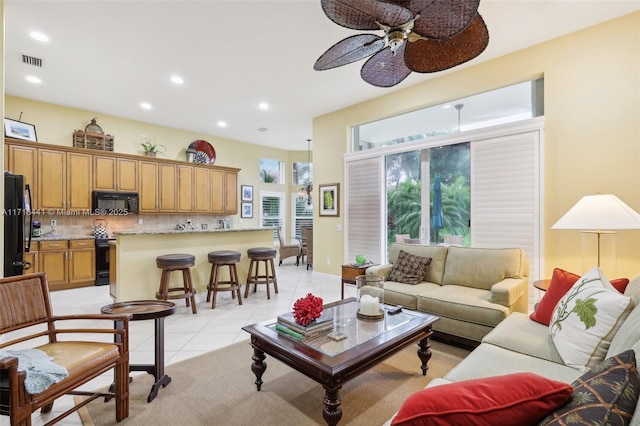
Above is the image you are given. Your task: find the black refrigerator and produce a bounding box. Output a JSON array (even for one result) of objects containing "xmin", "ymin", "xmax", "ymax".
[{"xmin": 4, "ymin": 172, "xmax": 33, "ymax": 277}]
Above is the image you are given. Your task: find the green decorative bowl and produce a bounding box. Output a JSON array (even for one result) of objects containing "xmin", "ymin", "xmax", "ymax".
[{"xmin": 355, "ymin": 254, "xmax": 367, "ymax": 265}]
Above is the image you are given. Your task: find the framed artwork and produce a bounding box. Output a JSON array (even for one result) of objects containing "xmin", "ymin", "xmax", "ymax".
[
  {"xmin": 241, "ymin": 185, "xmax": 253, "ymax": 201},
  {"xmin": 319, "ymin": 183, "xmax": 340, "ymax": 217},
  {"xmin": 4, "ymin": 118, "xmax": 37, "ymax": 142},
  {"xmin": 241, "ymin": 202, "xmax": 253, "ymax": 218}
]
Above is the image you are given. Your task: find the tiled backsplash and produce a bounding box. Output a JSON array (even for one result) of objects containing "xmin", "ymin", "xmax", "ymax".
[{"xmin": 39, "ymin": 214, "xmax": 234, "ymax": 238}]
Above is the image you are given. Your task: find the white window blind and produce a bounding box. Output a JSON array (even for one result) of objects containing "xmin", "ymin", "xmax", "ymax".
[
  {"xmin": 260, "ymin": 192, "xmax": 284, "ymax": 245},
  {"xmin": 292, "ymin": 195, "xmax": 313, "ymax": 239},
  {"xmin": 346, "ymin": 157, "xmax": 383, "ymax": 265},
  {"xmin": 471, "ymin": 130, "xmax": 540, "ymax": 297}
]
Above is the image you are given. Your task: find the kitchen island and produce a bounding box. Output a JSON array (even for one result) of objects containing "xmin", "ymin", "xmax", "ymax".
[{"xmin": 110, "ymin": 228, "xmax": 274, "ymax": 302}]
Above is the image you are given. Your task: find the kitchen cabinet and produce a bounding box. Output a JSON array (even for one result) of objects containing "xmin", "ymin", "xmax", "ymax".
[
  {"xmin": 177, "ymin": 165, "xmax": 194, "ymax": 212},
  {"xmin": 139, "ymin": 160, "xmax": 159, "ymax": 212},
  {"xmin": 7, "ymin": 143, "xmax": 38, "ymax": 208},
  {"xmin": 93, "ymin": 155, "xmax": 138, "ymax": 192},
  {"xmin": 68, "ymin": 239, "xmax": 96, "ymax": 284},
  {"xmin": 6, "ymin": 139, "xmax": 240, "ymax": 215},
  {"xmin": 38, "ymin": 150, "xmax": 92, "ymax": 212},
  {"xmin": 193, "ymin": 167, "xmax": 210, "ymax": 213},
  {"xmin": 159, "ymin": 163, "xmax": 177, "ymax": 212},
  {"xmin": 39, "ymin": 239, "xmax": 95, "ymax": 290},
  {"xmin": 23, "ymin": 242, "xmax": 39, "ymax": 274}
]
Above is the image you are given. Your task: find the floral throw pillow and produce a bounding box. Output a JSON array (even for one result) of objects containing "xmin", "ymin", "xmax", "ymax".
[
  {"xmin": 550, "ymin": 266, "xmax": 634, "ymax": 370},
  {"xmin": 388, "ymin": 250, "xmax": 432, "ymax": 285},
  {"xmin": 539, "ymin": 349, "xmax": 640, "ymax": 426}
]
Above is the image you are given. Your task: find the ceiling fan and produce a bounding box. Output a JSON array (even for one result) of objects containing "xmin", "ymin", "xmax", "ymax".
[{"xmin": 314, "ymin": 0, "xmax": 489, "ymax": 88}]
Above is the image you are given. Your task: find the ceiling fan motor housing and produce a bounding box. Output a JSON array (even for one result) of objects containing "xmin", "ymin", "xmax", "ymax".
[{"xmin": 387, "ymin": 29, "xmax": 406, "ymax": 52}]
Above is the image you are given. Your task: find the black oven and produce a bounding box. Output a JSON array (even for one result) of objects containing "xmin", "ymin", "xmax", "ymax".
[{"xmin": 95, "ymin": 238, "xmax": 114, "ymax": 286}]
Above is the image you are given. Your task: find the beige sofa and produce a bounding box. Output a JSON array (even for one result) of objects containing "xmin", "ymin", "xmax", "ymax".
[
  {"xmin": 366, "ymin": 243, "xmax": 529, "ymax": 344},
  {"xmin": 385, "ymin": 275, "xmax": 640, "ymax": 425}
]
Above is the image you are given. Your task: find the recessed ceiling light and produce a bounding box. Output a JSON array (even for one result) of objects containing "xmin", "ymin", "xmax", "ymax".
[
  {"xmin": 257, "ymin": 102, "xmax": 269, "ymax": 111},
  {"xmin": 140, "ymin": 102, "xmax": 152, "ymax": 110},
  {"xmin": 29, "ymin": 31, "xmax": 49, "ymax": 42},
  {"xmin": 170, "ymin": 75, "xmax": 184, "ymax": 85},
  {"xmin": 442, "ymin": 104, "xmax": 452, "ymax": 109},
  {"xmin": 217, "ymin": 121, "xmax": 227, "ymax": 128},
  {"xmin": 25, "ymin": 75, "xmax": 42, "ymax": 84}
]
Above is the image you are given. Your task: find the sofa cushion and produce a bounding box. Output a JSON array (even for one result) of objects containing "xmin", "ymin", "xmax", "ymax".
[
  {"xmin": 482, "ymin": 312, "xmax": 564, "ymax": 364},
  {"xmin": 550, "ymin": 266, "xmax": 634, "ymax": 370},
  {"xmin": 539, "ymin": 349, "xmax": 640, "ymax": 426},
  {"xmin": 417, "ymin": 285, "xmax": 509, "ymax": 328},
  {"xmin": 442, "ymin": 246, "xmax": 527, "ymax": 290},
  {"xmin": 388, "ymin": 250, "xmax": 432, "ymax": 285},
  {"xmin": 383, "ymin": 281, "xmax": 440, "ymax": 310},
  {"xmin": 391, "ymin": 372, "xmax": 572, "ymax": 426},
  {"xmin": 388, "ymin": 244, "xmax": 448, "ymax": 285},
  {"xmin": 531, "ymin": 268, "xmax": 629, "ymax": 326}
]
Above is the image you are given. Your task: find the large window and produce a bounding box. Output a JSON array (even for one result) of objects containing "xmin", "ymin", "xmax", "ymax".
[{"xmin": 260, "ymin": 158, "xmax": 285, "ymax": 184}]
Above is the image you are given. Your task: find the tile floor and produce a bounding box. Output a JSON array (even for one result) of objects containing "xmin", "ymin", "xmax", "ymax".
[{"xmin": 25, "ymin": 262, "xmax": 351, "ymax": 425}]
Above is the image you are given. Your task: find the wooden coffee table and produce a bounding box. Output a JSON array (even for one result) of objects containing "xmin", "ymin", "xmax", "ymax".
[{"xmin": 242, "ymin": 298, "xmax": 439, "ymax": 425}]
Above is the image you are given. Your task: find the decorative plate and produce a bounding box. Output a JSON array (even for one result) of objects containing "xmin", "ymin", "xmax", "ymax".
[{"xmin": 189, "ymin": 140, "xmax": 216, "ymax": 164}]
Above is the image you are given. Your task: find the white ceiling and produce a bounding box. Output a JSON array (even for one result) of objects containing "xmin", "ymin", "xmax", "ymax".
[{"xmin": 4, "ymin": 1, "xmax": 640, "ymax": 151}]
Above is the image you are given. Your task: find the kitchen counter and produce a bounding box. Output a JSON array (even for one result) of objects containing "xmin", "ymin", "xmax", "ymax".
[
  {"xmin": 109, "ymin": 227, "xmax": 275, "ymax": 302},
  {"xmin": 29, "ymin": 235, "xmax": 97, "ymax": 241}
]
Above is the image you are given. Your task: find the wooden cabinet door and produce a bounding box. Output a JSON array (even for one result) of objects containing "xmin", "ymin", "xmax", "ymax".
[
  {"xmin": 8, "ymin": 144, "xmax": 38, "ymax": 208},
  {"xmin": 194, "ymin": 167, "xmax": 210, "ymax": 213},
  {"xmin": 39, "ymin": 240, "xmax": 68, "ymax": 288},
  {"xmin": 139, "ymin": 161, "xmax": 159, "ymax": 212},
  {"xmin": 177, "ymin": 165, "xmax": 194, "ymax": 212},
  {"xmin": 117, "ymin": 158, "xmax": 138, "ymax": 191},
  {"xmin": 209, "ymin": 169, "xmax": 224, "ymax": 213},
  {"xmin": 68, "ymin": 240, "xmax": 96, "ymax": 283},
  {"xmin": 224, "ymin": 171, "xmax": 238, "ymax": 214},
  {"xmin": 93, "ymin": 155, "xmax": 117, "ymax": 191},
  {"xmin": 38, "ymin": 149, "xmax": 66, "ymax": 211},
  {"xmin": 23, "ymin": 251, "xmax": 39, "ymax": 274},
  {"xmin": 67, "ymin": 152, "xmax": 92, "ymax": 211},
  {"xmin": 159, "ymin": 163, "xmax": 177, "ymax": 212}
]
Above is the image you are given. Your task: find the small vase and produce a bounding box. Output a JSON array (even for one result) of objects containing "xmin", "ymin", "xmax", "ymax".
[{"xmin": 144, "ymin": 151, "xmax": 157, "ymax": 157}]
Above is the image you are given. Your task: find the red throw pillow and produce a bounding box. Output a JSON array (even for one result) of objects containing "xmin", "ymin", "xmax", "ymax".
[
  {"xmin": 530, "ymin": 268, "xmax": 629, "ymax": 326},
  {"xmin": 391, "ymin": 372, "xmax": 573, "ymax": 426}
]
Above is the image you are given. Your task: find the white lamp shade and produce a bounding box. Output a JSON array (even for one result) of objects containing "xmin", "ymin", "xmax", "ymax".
[{"xmin": 552, "ymin": 194, "xmax": 640, "ymax": 231}]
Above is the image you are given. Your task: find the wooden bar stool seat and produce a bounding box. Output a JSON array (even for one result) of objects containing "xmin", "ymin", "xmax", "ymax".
[
  {"xmin": 206, "ymin": 250, "xmax": 243, "ymax": 309},
  {"xmin": 155, "ymin": 254, "xmax": 197, "ymax": 314},
  {"xmin": 244, "ymin": 247, "xmax": 278, "ymax": 299}
]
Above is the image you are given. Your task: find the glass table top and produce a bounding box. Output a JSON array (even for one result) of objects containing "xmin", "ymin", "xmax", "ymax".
[{"xmin": 268, "ymin": 300, "xmax": 419, "ymax": 356}]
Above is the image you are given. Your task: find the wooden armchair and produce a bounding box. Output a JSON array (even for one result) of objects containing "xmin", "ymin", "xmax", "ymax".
[
  {"xmin": 0, "ymin": 272, "xmax": 131, "ymax": 426},
  {"xmin": 276, "ymin": 227, "xmax": 301, "ymax": 266}
]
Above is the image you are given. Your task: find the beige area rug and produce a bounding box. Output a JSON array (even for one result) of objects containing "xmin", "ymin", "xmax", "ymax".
[{"xmin": 79, "ymin": 339, "xmax": 469, "ymax": 426}]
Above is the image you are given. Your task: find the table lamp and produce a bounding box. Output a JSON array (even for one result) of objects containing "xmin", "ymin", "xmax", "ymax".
[{"xmin": 552, "ymin": 194, "xmax": 640, "ymax": 268}]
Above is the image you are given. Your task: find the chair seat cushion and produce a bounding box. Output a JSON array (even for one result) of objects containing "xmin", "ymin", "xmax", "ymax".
[
  {"xmin": 248, "ymin": 247, "xmax": 277, "ymax": 258},
  {"xmin": 208, "ymin": 250, "xmax": 241, "ymax": 263},
  {"xmin": 156, "ymin": 254, "xmax": 195, "ymax": 267}
]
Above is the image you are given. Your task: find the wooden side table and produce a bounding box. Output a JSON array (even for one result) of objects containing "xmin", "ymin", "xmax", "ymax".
[
  {"xmin": 533, "ymin": 279, "xmax": 551, "ymax": 291},
  {"xmin": 101, "ymin": 300, "xmax": 176, "ymax": 402},
  {"xmin": 340, "ymin": 263, "xmax": 376, "ymax": 299}
]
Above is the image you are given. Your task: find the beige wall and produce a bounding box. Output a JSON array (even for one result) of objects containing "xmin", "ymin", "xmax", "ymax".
[{"xmin": 313, "ymin": 12, "xmax": 640, "ymax": 279}]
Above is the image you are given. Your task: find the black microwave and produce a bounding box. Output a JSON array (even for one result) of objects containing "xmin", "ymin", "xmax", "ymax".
[{"xmin": 92, "ymin": 191, "xmax": 139, "ymax": 215}]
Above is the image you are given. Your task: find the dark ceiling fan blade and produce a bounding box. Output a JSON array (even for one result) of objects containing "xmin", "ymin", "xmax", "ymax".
[
  {"xmin": 314, "ymin": 34, "xmax": 385, "ymax": 71},
  {"xmin": 378, "ymin": 0, "xmax": 436, "ymax": 15},
  {"xmin": 361, "ymin": 44, "xmax": 412, "ymax": 87},
  {"xmin": 404, "ymin": 13, "xmax": 489, "ymax": 73},
  {"xmin": 321, "ymin": 0, "xmax": 414, "ymax": 31},
  {"xmin": 412, "ymin": 0, "xmax": 480, "ymax": 39}
]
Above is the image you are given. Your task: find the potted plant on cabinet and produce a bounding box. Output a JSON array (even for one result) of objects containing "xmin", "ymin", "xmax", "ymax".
[{"xmin": 140, "ymin": 135, "xmax": 166, "ymax": 157}]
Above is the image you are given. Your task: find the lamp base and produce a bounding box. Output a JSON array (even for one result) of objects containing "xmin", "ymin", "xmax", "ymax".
[{"xmin": 581, "ymin": 231, "xmax": 617, "ymax": 276}]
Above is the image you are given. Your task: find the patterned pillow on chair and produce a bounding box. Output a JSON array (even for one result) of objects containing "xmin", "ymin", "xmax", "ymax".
[{"xmin": 388, "ymin": 250, "xmax": 432, "ymax": 285}]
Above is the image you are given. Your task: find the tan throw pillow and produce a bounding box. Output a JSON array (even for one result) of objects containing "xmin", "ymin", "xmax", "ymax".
[{"xmin": 388, "ymin": 250, "xmax": 432, "ymax": 285}]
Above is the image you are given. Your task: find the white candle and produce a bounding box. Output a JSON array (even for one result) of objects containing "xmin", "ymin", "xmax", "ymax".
[{"xmin": 360, "ymin": 294, "xmax": 379, "ymax": 316}]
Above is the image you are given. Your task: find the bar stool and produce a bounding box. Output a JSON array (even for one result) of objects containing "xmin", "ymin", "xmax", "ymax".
[
  {"xmin": 155, "ymin": 254, "xmax": 197, "ymax": 314},
  {"xmin": 206, "ymin": 250, "xmax": 243, "ymax": 309},
  {"xmin": 244, "ymin": 247, "xmax": 278, "ymax": 299}
]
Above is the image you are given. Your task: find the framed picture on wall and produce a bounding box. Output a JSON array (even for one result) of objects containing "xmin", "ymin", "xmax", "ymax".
[
  {"xmin": 241, "ymin": 185, "xmax": 253, "ymax": 202},
  {"xmin": 241, "ymin": 202, "xmax": 253, "ymax": 218},
  {"xmin": 319, "ymin": 183, "xmax": 340, "ymax": 217},
  {"xmin": 4, "ymin": 118, "xmax": 37, "ymax": 142}
]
